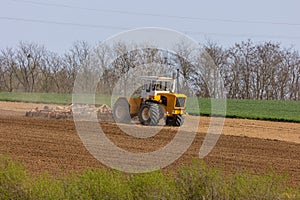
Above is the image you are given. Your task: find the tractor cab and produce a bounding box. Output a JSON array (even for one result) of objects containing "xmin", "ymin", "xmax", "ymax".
[{"xmin": 141, "ymin": 76, "xmax": 175, "ymax": 99}]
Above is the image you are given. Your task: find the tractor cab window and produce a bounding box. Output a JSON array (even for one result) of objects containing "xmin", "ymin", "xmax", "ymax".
[
  {"xmin": 149, "ymin": 81, "xmax": 173, "ymax": 92},
  {"xmin": 144, "ymin": 80, "xmax": 151, "ymax": 92},
  {"xmin": 165, "ymin": 81, "xmax": 174, "ymax": 92},
  {"xmin": 153, "ymin": 81, "xmax": 164, "ymax": 91},
  {"xmin": 152, "ymin": 81, "xmax": 156, "ymax": 91},
  {"xmin": 141, "ymin": 76, "xmax": 175, "ymax": 97},
  {"xmin": 147, "ymin": 83, "xmax": 151, "ymax": 92}
]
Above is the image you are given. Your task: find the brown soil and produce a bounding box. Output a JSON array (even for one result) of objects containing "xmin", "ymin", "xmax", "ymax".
[{"xmin": 0, "ymin": 102, "xmax": 300, "ymax": 185}]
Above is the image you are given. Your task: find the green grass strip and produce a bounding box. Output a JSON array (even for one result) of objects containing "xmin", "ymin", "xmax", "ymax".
[{"xmin": 0, "ymin": 92, "xmax": 299, "ymax": 122}]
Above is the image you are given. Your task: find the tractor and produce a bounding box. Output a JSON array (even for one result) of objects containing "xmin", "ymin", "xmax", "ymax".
[{"xmin": 112, "ymin": 76, "xmax": 186, "ymax": 126}]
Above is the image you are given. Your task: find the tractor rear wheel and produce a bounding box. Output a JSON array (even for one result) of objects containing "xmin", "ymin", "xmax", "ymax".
[
  {"xmin": 138, "ymin": 103, "xmax": 160, "ymax": 126},
  {"xmin": 112, "ymin": 98, "xmax": 131, "ymax": 123}
]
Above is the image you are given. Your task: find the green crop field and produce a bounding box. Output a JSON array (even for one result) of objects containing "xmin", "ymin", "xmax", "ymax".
[
  {"xmin": 187, "ymin": 98, "xmax": 300, "ymax": 122},
  {"xmin": 0, "ymin": 92, "xmax": 299, "ymax": 122}
]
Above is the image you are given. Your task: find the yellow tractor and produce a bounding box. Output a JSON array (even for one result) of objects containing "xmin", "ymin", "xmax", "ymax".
[{"xmin": 112, "ymin": 76, "xmax": 186, "ymax": 126}]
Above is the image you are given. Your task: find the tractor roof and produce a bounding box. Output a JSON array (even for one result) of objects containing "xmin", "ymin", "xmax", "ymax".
[{"xmin": 140, "ymin": 76, "xmax": 174, "ymax": 82}]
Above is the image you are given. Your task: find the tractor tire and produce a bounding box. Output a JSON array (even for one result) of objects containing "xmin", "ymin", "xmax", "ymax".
[
  {"xmin": 166, "ymin": 115, "xmax": 185, "ymax": 126},
  {"xmin": 158, "ymin": 105, "xmax": 165, "ymax": 120},
  {"xmin": 112, "ymin": 98, "xmax": 131, "ymax": 124},
  {"xmin": 173, "ymin": 115, "xmax": 185, "ymax": 126},
  {"xmin": 138, "ymin": 102, "xmax": 160, "ymax": 126},
  {"xmin": 166, "ymin": 116, "xmax": 174, "ymax": 126}
]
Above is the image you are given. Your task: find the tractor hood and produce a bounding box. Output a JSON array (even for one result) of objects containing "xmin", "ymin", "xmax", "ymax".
[{"xmin": 157, "ymin": 92, "xmax": 187, "ymax": 108}]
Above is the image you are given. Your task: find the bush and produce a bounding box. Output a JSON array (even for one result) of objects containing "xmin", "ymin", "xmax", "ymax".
[
  {"xmin": 175, "ymin": 160, "xmax": 228, "ymax": 199},
  {"xmin": 229, "ymin": 171, "xmax": 299, "ymax": 200},
  {"xmin": 65, "ymin": 169, "xmax": 132, "ymax": 200},
  {"xmin": 28, "ymin": 175, "xmax": 66, "ymax": 200},
  {"xmin": 129, "ymin": 171, "xmax": 179, "ymax": 199},
  {"xmin": 0, "ymin": 156, "xmax": 299, "ymax": 199},
  {"xmin": 0, "ymin": 156, "xmax": 28, "ymax": 200}
]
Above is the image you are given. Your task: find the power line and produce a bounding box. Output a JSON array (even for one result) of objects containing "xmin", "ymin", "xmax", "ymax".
[
  {"xmin": 10, "ymin": 0, "xmax": 300, "ymax": 27},
  {"xmin": 0, "ymin": 16, "xmax": 129, "ymax": 30},
  {"xmin": 186, "ymin": 30, "xmax": 300, "ymax": 40},
  {"xmin": 2, "ymin": 16, "xmax": 300, "ymax": 41}
]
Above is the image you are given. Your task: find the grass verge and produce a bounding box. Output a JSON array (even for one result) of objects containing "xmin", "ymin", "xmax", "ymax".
[{"xmin": 0, "ymin": 156, "xmax": 299, "ymax": 199}]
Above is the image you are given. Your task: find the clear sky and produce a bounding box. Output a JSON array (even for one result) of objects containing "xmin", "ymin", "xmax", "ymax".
[{"xmin": 1, "ymin": 0, "xmax": 300, "ymax": 53}]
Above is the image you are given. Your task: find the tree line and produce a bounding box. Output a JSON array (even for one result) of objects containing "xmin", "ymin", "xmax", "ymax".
[{"xmin": 0, "ymin": 40, "xmax": 299, "ymax": 100}]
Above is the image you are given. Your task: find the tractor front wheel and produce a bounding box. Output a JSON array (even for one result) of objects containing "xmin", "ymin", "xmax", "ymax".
[
  {"xmin": 174, "ymin": 115, "xmax": 185, "ymax": 126},
  {"xmin": 138, "ymin": 103, "xmax": 160, "ymax": 126},
  {"xmin": 166, "ymin": 115, "xmax": 184, "ymax": 126}
]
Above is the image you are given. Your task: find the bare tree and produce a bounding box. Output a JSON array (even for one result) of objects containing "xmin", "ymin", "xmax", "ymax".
[
  {"xmin": 11, "ymin": 42, "xmax": 46, "ymax": 92},
  {"xmin": 227, "ymin": 40, "xmax": 259, "ymax": 99},
  {"xmin": 191, "ymin": 41, "xmax": 227, "ymax": 98},
  {"xmin": 95, "ymin": 44, "xmax": 117, "ymax": 94},
  {"xmin": 0, "ymin": 39, "xmax": 299, "ymax": 100},
  {"xmin": 256, "ymin": 42, "xmax": 283, "ymax": 100},
  {"xmin": 173, "ymin": 41, "xmax": 196, "ymax": 95},
  {"xmin": 61, "ymin": 41, "xmax": 91, "ymax": 93},
  {"xmin": 283, "ymin": 48, "xmax": 300, "ymax": 100},
  {"xmin": 0, "ymin": 48, "xmax": 18, "ymax": 92},
  {"xmin": 40, "ymin": 51, "xmax": 62, "ymax": 93}
]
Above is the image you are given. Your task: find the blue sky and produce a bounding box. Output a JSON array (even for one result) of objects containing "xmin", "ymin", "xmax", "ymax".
[{"xmin": 0, "ymin": 0, "xmax": 300, "ymax": 53}]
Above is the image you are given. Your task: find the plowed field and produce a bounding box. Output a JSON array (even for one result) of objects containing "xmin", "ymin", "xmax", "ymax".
[{"xmin": 0, "ymin": 102, "xmax": 299, "ymax": 184}]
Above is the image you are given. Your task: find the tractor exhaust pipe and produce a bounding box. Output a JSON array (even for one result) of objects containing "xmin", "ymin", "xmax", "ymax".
[
  {"xmin": 172, "ymin": 68, "xmax": 180, "ymax": 93},
  {"xmin": 176, "ymin": 68, "xmax": 179, "ymax": 93}
]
